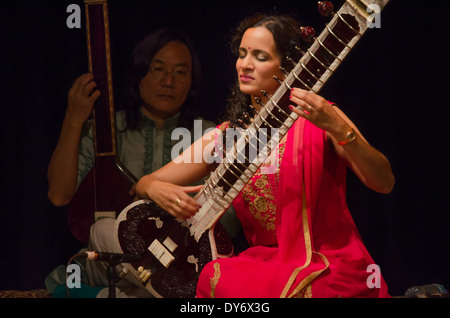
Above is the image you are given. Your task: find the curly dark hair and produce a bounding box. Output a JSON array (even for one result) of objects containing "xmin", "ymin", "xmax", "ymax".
[{"xmin": 220, "ymin": 13, "xmax": 308, "ymax": 126}]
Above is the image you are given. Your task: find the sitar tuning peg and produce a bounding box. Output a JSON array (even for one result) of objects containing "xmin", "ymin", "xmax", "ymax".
[
  {"xmin": 260, "ymin": 90, "xmax": 271, "ymax": 99},
  {"xmin": 248, "ymin": 105, "xmax": 256, "ymax": 117},
  {"xmin": 254, "ymin": 96, "xmax": 264, "ymax": 106},
  {"xmin": 318, "ymin": 1, "xmax": 334, "ymax": 17},
  {"xmin": 273, "ymin": 75, "xmax": 283, "ymax": 85},
  {"xmin": 137, "ymin": 266, "xmax": 151, "ymax": 283},
  {"xmin": 294, "ymin": 45, "xmax": 305, "ymax": 55},
  {"xmin": 286, "ymin": 56, "xmax": 298, "ymax": 68},
  {"xmin": 279, "ymin": 67, "xmax": 289, "ymax": 77},
  {"xmin": 300, "ymin": 26, "xmax": 315, "ymax": 42}
]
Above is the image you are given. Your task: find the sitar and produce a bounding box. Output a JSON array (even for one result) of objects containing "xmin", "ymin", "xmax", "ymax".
[
  {"xmin": 114, "ymin": 0, "xmax": 390, "ymax": 298},
  {"xmin": 67, "ymin": 0, "xmax": 137, "ymax": 246}
]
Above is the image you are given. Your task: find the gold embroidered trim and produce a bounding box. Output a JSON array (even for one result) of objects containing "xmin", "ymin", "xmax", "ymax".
[
  {"xmin": 210, "ymin": 262, "xmax": 221, "ymax": 298},
  {"xmin": 241, "ymin": 174, "xmax": 276, "ymax": 231},
  {"xmin": 280, "ymin": 189, "xmax": 312, "ymax": 298},
  {"xmin": 240, "ymin": 143, "xmax": 285, "ymax": 232},
  {"xmin": 286, "ymin": 251, "xmax": 329, "ymax": 298},
  {"xmin": 279, "ymin": 119, "xmax": 329, "ymax": 298},
  {"xmin": 216, "ymin": 121, "xmax": 230, "ymax": 132},
  {"xmin": 294, "ymin": 282, "xmax": 312, "ymax": 298}
]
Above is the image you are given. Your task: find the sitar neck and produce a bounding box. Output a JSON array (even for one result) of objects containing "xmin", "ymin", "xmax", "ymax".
[
  {"xmin": 85, "ymin": 0, "xmax": 117, "ymax": 156},
  {"xmin": 188, "ymin": 0, "xmax": 390, "ymax": 240}
]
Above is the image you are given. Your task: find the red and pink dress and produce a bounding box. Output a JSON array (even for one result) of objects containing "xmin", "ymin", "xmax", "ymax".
[{"xmin": 196, "ymin": 118, "xmax": 390, "ymax": 298}]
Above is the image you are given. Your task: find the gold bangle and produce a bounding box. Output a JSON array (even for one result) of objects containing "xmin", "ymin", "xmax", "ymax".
[{"xmin": 337, "ymin": 128, "xmax": 356, "ymax": 146}]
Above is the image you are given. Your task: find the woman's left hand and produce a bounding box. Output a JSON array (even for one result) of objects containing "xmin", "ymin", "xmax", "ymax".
[{"xmin": 289, "ymin": 88, "xmax": 349, "ymax": 139}]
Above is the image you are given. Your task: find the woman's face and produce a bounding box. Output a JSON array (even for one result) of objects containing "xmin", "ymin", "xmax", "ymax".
[
  {"xmin": 236, "ymin": 26, "xmax": 285, "ymax": 99},
  {"xmin": 139, "ymin": 41, "xmax": 192, "ymax": 119}
]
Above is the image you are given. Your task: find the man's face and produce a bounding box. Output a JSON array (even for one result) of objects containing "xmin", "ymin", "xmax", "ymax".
[{"xmin": 139, "ymin": 41, "xmax": 193, "ymax": 119}]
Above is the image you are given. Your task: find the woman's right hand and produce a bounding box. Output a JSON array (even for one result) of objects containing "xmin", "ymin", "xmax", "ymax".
[
  {"xmin": 138, "ymin": 176, "xmax": 203, "ymax": 220},
  {"xmin": 66, "ymin": 73, "xmax": 101, "ymax": 126}
]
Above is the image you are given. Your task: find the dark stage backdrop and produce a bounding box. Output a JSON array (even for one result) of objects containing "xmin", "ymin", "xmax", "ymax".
[{"xmin": 0, "ymin": 0, "xmax": 449, "ymax": 297}]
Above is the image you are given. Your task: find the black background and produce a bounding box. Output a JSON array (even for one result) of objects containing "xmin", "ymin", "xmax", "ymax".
[{"xmin": 0, "ymin": 0, "xmax": 449, "ymax": 297}]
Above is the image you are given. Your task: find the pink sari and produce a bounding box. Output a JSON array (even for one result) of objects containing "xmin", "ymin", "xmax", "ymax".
[{"xmin": 196, "ymin": 118, "xmax": 390, "ymax": 298}]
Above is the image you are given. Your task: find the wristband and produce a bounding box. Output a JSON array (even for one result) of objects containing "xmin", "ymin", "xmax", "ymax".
[{"xmin": 337, "ymin": 128, "xmax": 356, "ymax": 146}]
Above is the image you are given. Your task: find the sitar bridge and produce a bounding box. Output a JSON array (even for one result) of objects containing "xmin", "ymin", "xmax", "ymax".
[{"xmin": 148, "ymin": 239, "xmax": 175, "ymax": 268}]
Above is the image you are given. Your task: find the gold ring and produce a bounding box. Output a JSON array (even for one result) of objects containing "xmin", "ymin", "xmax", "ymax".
[{"xmin": 174, "ymin": 198, "xmax": 181, "ymax": 206}]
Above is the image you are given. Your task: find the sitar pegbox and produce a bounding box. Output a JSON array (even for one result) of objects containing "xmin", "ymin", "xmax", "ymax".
[
  {"xmin": 298, "ymin": 1, "xmax": 336, "ymax": 43},
  {"xmin": 318, "ymin": 1, "xmax": 335, "ymax": 17}
]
